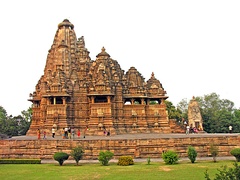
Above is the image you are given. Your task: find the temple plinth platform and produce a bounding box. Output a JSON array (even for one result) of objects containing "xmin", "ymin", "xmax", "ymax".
[{"xmin": 0, "ymin": 133, "xmax": 239, "ymax": 160}]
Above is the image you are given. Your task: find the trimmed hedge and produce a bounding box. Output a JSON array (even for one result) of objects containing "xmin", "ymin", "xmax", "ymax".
[
  {"xmin": 53, "ymin": 152, "xmax": 69, "ymax": 166},
  {"xmin": 117, "ymin": 156, "xmax": 134, "ymax": 166},
  {"xmin": 230, "ymin": 148, "xmax": 240, "ymax": 162},
  {"xmin": 0, "ymin": 159, "xmax": 41, "ymax": 164},
  {"xmin": 162, "ymin": 150, "xmax": 179, "ymax": 165}
]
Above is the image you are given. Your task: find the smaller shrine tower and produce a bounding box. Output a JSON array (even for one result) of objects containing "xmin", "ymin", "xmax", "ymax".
[{"xmin": 188, "ymin": 96, "xmax": 204, "ymax": 131}]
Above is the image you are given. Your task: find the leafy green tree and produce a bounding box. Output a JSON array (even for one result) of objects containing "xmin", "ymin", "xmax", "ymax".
[
  {"xmin": 13, "ymin": 115, "xmax": 30, "ymax": 135},
  {"xmin": 4, "ymin": 116, "xmax": 18, "ymax": 136},
  {"xmin": 21, "ymin": 107, "xmax": 32, "ymax": 122},
  {"xmin": 0, "ymin": 106, "xmax": 7, "ymax": 134},
  {"xmin": 187, "ymin": 146, "xmax": 197, "ymax": 163},
  {"xmin": 231, "ymin": 109, "xmax": 240, "ymax": 132},
  {"xmin": 210, "ymin": 144, "xmax": 219, "ymax": 163},
  {"xmin": 195, "ymin": 93, "xmax": 236, "ymax": 133},
  {"xmin": 165, "ymin": 100, "xmax": 182, "ymax": 122},
  {"xmin": 0, "ymin": 106, "xmax": 31, "ymax": 136},
  {"xmin": 177, "ymin": 98, "xmax": 189, "ymax": 122},
  {"xmin": 70, "ymin": 146, "xmax": 84, "ymax": 165},
  {"xmin": 205, "ymin": 162, "xmax": 240, "ymax": 180}
]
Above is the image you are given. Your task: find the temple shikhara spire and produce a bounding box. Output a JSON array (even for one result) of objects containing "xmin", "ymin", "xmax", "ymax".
[{"xmin": 27, "ymin": 19, "xmax": 170, "ymax": 135}]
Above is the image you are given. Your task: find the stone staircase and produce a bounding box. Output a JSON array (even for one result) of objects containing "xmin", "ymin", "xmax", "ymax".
[{"xmin": 169, "ymin": 119, "xmax": 185, "ymax": 133}]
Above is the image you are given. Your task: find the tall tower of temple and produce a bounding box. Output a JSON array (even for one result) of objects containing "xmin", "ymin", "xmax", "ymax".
[{"xmin": 28, "ymin": 19, "xmax": 170, "ymax": 135}]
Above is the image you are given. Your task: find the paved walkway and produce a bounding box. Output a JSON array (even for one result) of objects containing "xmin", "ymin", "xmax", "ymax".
[
  {"xmin": 9, "ymin": 133, "xmax": 239, "ymax": 141},
  {"xmin": 41, "ymin": 156, "xmax": 236, "ymax": 164}
]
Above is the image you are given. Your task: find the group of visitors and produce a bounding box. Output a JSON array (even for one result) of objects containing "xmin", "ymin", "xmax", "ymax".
[
  {"xmin": 37, "ymin": 127, "xmax": 56, "ymax": 139},
  {"xmin": 185, "ymin": 125, "xmax": 199, "ymax": 135},
  {"xmin": 62, "ymin": 127, "xmax": 75, "ymax": 139},
  {"xmin": 103, "ymin": 126, "xmax": 110, "ymax": 136},
  {"xmin": 38, "ymin": 126, "xmax": 110, "ymax": 139}
]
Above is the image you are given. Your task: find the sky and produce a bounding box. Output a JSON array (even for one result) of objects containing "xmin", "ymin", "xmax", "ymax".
[{"xmin": 0, "ymin": 0, "xmax": 240, "ymax": 116}]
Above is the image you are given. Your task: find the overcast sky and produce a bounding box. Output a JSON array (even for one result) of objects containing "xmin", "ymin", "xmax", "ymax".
[{"xmin": 0, "ymin": 0, "xmax": 240, "ymax": 116}]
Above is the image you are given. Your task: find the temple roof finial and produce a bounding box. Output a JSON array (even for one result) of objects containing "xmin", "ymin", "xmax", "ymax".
[
  {"xmin": 96, "ymin": 46, "xmax": 110, "ymax": 58},
  {"xmin": 151, "ymin": 72, "xmax": 155, "ymax": 78},
  {"xmin": 58, "ymin": 19, "xmax": 74, "ymax": 29}
]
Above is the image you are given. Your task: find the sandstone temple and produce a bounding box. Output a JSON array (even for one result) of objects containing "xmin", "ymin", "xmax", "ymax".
[{"xmin": 27, "ymin": 19, "xmax": 172, "ymax": 136}]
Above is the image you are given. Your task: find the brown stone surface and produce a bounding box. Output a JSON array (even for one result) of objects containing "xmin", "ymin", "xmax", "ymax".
[
  {"xmin": 27, "ymin": 19, "xmax": 171, "ymax": 136},
  {"xmin": 0, "ymin": 133, "xmax": 239, "ymax": 160}
]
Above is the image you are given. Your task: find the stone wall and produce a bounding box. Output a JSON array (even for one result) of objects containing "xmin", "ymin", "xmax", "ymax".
[{"xmin": 0, "ymin": 135, "xmax": 239, "ymax": 160}]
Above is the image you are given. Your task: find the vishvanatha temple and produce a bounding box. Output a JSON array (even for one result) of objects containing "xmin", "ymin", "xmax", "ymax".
[{"xmin": 27, "ymin": 19, "xmax": 171, "ymax": 136}]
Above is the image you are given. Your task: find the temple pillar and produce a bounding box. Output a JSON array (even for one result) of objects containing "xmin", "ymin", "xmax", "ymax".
[
  {"xmin": 146, "ymin": 99, "xmax": 150, "ymax": 105},
  {"xmin": 131, "ymin": 98, "xmax": 134, "ymax": 105},
  {"xmin": 107, "ymin": 96, "xmax": 111, "ymax": 103},
  {"xmin": 91, "ymin": 96, "xmax": 94, "ymax": 103},
  {"xmin": 62, "ymin": 97, "xmax": 66, "ymax": 105}
]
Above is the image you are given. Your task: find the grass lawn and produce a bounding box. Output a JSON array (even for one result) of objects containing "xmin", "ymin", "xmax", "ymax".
[{"xmin": 0, "ymin": 160, "xmax": 238, "ymax": 180}]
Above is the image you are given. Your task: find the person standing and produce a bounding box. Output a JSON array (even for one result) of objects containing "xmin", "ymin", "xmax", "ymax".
[
  {"xmin": 52, "ymin": 127, "xmax": 55, "ymax": 138},
  {"xmin": 186, "ymin": 125, "xmax": 190, "ymax": 135},
  {"xmin": 43, "ymin": 130, "xmax": 46, "ymax": 139},
  {"xmin": 37, "ymin": 129, "xmax": 41, "ymax": 139},
  {"xmin": 68, "ymin": 127, "xmax": 71, "ymax": 139},
  {"xmin": 71, "ymin": 127, "xmax": 75, "ymax": 139},
  {"xmin": 64, "ymin": 127, "xmax": 68, "ymax": 139},
  {"xmin": 84, "ymin": 126, "xmax": 88, "ymax": 138},
  {"xmin": 77, "ymin": 129, "xmax": 81, "ymax": 138},
  {"xmin": 229, "ymin": 125, "xmax": 233, "ymax": 133}
]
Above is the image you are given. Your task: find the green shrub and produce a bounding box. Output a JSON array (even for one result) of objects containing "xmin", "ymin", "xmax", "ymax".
[
  {"xmin": 53, "ymin": 152, "xmax": 69, "ymax": 166},
  {"xmin": 209, "ymin": 144, "xmax": 219, "ymax": 162},
  {"xmin": 71, "ymin": 146, "xmax": 84, "ymax": 165},
  {"xmin": 98, "ymin": 150, "xmax": 114, "ymax": 166},
  {"xmin": 162, "ymin": 150, "xmax": 179, "ymax": 165},
  {"xmin": 117, "ymin": 156, "xmax": 134, "ymax": 166},
  {"xmin": 147, "ymin": 157, "xmax": 151, "ymax": 165},
  {"xmin": 0, "ymin": 159, "xmax": 41, "ymax": 164},
  {"xmin": 187, "ymin": 146, "xmax": 197, "ymax": 163},
  {"xmin": 230, "ymin": 148, "xmax": 240, "ymax": 162},
  {"xmin": 204, "ymin": 162, "xmax": 240, "ymax": 180}
]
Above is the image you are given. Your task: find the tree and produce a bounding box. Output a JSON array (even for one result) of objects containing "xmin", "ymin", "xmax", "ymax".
[
  {"xmin": 0, "ymin": 106, "xmax": 32, "ymax": 137},
  {"xmin": 187, "ymin": 146, "xmax": 197, "ymax": 163},
  {"xmin": 18, "ymin": 107, "xmax": 32, "ymax": 135},
  {"xmin": 0, "ymin": 106, "xmax": 8, "ymax": 134},
  {"xmin": 21, "ymin": 107, "xmax": 32, "ymax": 122},
  {"xmin": 165, "ymin": 100, "xmax": 182, "ymax": 122},
  {"xmin": 177, "ymin": 98, "xmax": 189, "ymax": 121},
  {"xmin": 205, "ymin": 162, "xmax": 240, "ymax": 180},
  {"xmin": 70, "ymin": 146, "xmax": 84, "ymax": 165},
  {"xmin": 210, "ymin": 144, "xmax": 219, "ymax": 163},
  {"xmin": 195, "ymin": 93, "xmax": 236, "ymax": 133},
  {"xmin": 13, "ymin": 115, "xmax": 30, "ymax": 135}
]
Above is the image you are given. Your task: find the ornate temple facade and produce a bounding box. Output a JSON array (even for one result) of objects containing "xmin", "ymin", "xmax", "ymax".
[{"xmin": 27, "ymin": 19, "xmax": 171, "ymax": 135}]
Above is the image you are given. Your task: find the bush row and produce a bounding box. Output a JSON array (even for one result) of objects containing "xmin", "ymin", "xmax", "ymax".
[
  {"xmin": 0, "ymin": 159, "xmax": 41, "ymax": 164},
  {"xmin": 53, "ymin": 145, "xmax": 240, "ymax": 166},
  {"xmin": 2, "ymin": 146, "xmax": 240, "ymax": 167}
]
